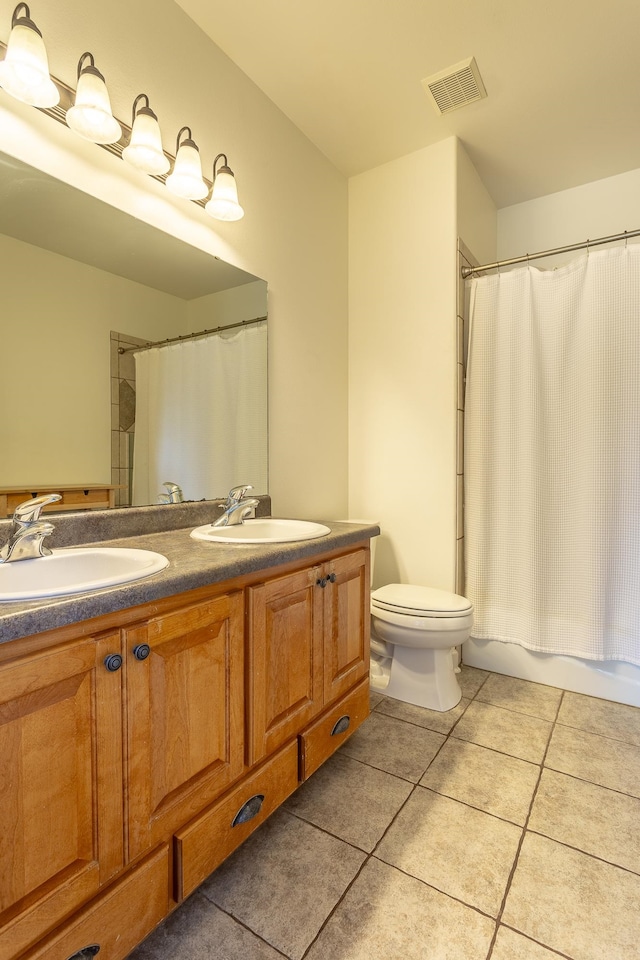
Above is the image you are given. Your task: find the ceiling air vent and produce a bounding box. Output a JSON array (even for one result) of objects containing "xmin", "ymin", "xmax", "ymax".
[{"xmin": 422, "ymin": 57, "xmax": 487, "ymax": 115}]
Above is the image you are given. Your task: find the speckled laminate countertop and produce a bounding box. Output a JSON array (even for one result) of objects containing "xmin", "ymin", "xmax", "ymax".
[{"xmin": 0, "ymin": 514, "xmax": 379, "ymax": 645}]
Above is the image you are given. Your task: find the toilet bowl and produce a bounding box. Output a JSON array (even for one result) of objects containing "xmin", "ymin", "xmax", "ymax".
[{"xmin": 370, "ymin": 583, "xmax": 473, "ymax": 712}]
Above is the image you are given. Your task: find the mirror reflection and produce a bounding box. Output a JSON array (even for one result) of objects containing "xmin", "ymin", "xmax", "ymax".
[{"xmin": 0, "ymin": 150, "xmax": 268, "ymax": 514}]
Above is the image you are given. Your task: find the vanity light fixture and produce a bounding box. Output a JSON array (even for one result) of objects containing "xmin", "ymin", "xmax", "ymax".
[
  {"xmin": 0, "ymin": 4, "xmax": 58, "ymax": 108},
  {"xmin": 65, "ymin": 51, "xmax": 122, "ymax": 144},
  {"xmin": 205, "ymin": 153, "xmax": 244, "ymax": 222},
  {"xmin": 122, "ymin": 93, "xmax": 169, "ymax": 176},
  {"xmin": 165, "ymin": 126, "xmax": 208, "ymax": 200}
]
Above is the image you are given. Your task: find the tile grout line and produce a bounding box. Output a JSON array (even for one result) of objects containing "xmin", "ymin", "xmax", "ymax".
[
  {"xmin": 298, "ymin": 685, "xmax": 486, "ymax": 959},
  {"xmin": 484, "ymin": 687, "xmax": 566, "ymax": 960}
]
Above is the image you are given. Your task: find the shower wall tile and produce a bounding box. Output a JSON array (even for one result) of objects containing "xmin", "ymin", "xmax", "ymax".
[
  {"xmin": 456, "ymin": 410, "xmax": 464, "ymax": 474},
  {"xmin": 457, "ymin": 362, "xmax": 465, "ymax": 411},
  {"xmin": 457, "ymin": 475, "xmax": 464, "ymax": 539},
  {"xmin": 456, "ymin": 240, "xmax": 478, "ymax": 599},
  {"xmin": 110, "ymin": 330, "xmax": 147, "ymax": 508},
  {"xmin": 456, "ymin": 537, "xmax": 465, "ymax": 596}
]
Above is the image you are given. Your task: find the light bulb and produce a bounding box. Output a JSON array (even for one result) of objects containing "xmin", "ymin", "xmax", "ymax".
[
  {"xmin": 66, "ymin": 52, "xmax": 122, "ymax": 145},
  {"xmin": 165, "ymin": 127, "xmax": 208, "ymax": 200},
  {"xmin": 0, "ymin": 4, "xmax": 58, "ymax": 108},
  {"xmin": 205, "ymin": 154, "xmax": 244, "ymax": 221},
  {"xmin": 122, "ymin": 94, "xmax": 169, "ymax": 176}
]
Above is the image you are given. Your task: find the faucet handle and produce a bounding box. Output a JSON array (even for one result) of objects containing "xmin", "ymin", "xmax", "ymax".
[
  {"xmin": 13, "ymin": 493, "xmax": 62, "ymax": 524},
  {"xmin": 227, "ymin": 484, "xmax": 253, "ymax": 503}
]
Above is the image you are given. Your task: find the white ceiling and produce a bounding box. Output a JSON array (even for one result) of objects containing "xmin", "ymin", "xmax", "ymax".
[{"xmin": 173, "ymin": 0, "xmax": 640, "ymax": 208}]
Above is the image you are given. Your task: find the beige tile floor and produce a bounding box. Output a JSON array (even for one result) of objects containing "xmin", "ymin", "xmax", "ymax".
[{"xmin": 127, "ymin": 666, "xmax": 640, "ymax": 960}]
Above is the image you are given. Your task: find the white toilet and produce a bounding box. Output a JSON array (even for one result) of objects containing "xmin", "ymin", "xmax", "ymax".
[{"xmin": 370, "ymin": 583, "xmax": 473, "ymax": 712}]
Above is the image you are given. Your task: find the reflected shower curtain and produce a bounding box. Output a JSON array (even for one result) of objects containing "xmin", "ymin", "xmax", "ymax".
[
  {"xmin": 132, "ymin": 321, "xmax": 267, "ymax": 505},
  {"xmin": 465, "ymin": 246, "xmax": 640, "ymax": 664}
]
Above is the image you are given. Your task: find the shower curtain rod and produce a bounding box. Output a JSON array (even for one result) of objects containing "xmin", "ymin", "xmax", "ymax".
[
  {"xmin": 460, "ymin": 227, "xmax": 640, "ymax": 279},
  {"xmin": 117, "ymin": 315, "xmax": 267, "ymax": 354}
]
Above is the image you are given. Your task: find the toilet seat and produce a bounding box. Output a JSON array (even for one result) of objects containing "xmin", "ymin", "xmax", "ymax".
[{"xmin": 371, "ymin": 584, "xmax": 472, "ymax": 619}]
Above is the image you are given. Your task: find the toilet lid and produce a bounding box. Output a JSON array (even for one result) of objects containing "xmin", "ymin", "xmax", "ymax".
[{"xmin": 371, "ymin": 583, "xmax": 473, "ymax": 618}]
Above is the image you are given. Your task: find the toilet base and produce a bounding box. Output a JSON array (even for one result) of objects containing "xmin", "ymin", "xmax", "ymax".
[{"xmin": 370, "ymin": 644, "xmax": 462, "ymax": 712}]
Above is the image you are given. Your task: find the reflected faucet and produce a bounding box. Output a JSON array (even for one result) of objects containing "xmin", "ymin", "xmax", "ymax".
[
  {"xmin": 0, "ymin": 493, "xmax": 62, "ymax": 562},
  {"xmin": 158, "ymin": 482, "xmax": 184, "ymax": 504},
  {"xmin": 212, "ymin": 484, "xmax": 260, "ymax": 527}
]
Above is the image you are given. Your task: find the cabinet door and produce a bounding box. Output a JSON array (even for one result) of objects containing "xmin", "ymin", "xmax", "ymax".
[
  {"xmin": 247, "ymin": 566, "xmax": 324, "ymax": 764},
  {"xmin": 323, "ymin": 549, "xmax": 370, "ymax": 703},
  {"xmin": 0, "ymin": 633, "xmax": 123, "ymax": 960},
  {"xmin": 125, "ymin": 592, "xmax": 245, "ymax": 862}
]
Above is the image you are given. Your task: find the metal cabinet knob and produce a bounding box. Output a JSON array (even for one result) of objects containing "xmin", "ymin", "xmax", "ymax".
[
  {"xmin": 316, "ymin": 577, "xmax": 328, "ymax": 588},
  {"xmin": 132, "ymin": 643, "xmax": 151, "ymax": 661},
  {"xmin": 327, "ymin": 572, "xmax": 337, "ymax": 583},
  {"xmin": 103, "ymin": 654, "xmax": 122, "ymax": 672}
]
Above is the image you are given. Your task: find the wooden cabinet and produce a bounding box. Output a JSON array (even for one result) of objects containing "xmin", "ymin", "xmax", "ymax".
[
  {"xmin": 174, "ymin": 740, "xmax": 300, "ymax": 902},
  {"xmin": 322, "ymin": 549, "xmax": 370, "ymax": 703},
  {"xmin": 0, "ymin": 632, "xmax": 124, "ymax": 960},
  {"xmin": 125, "ymin": 593, "xmax": 245, "ymax": 861},
  {"xmin": 247, "ymin": 565, "xmax": 324, "ymax": 764},
  {"xmin": 247, "ymin": 548, "xmax": 369, "ymax": 764},
  {"xmin": 23, "ymin": 847, "xmax": 169, "ymax": 960},
  {"xmin": 0, "ymin": 541, "xmax": 371, "ymax": 960}
]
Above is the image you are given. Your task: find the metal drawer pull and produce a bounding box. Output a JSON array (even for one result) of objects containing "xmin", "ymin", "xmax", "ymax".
[
  {"xmin": 65, "ymin": 946, "xmax": 100, "ymax": 960},
  {"xmin": 132, "ymin": 643, "xmax": 151, "ymax": 661},
  {"xmin": 331, "ymin": 715, "xmax": 351, "ymax": 736},
  {"xmin": 232, "ymin": 793, "xmax": 265, "ymax": 827},
  {"xmin": 103, "ymin": 654, "xmax": 122, "ymax": 672}
]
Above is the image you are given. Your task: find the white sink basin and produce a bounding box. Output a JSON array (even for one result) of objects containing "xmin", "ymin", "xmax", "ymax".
[
  {"xmin": 191, "ymin": 518, "xmax": 331, "ymax": 544},
  {"xmin": 0, "ymin": 547, "xmax": 169, "ymax": 602}
]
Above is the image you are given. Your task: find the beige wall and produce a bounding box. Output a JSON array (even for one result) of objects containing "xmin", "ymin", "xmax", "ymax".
[
  {"xmin": 186, "ymin": 280, "xmax": 267, "ymax": 330},
  {"xmin": 498, "ymin": 167, "xmax": 640, "ymax": 266},
  {"xmin": 0, "ymin": 233, "xmax": 186, "ymax": 485},
  {"xmin": 348, "ymin": 139, "xmax": 459, "ymax": 589},
  {"xmin": 0, "ymin": 0, "xmax": 348, "ymax": 519},
  {"xmin": 456, "ymin": 142, "xmax": 497, "ymax": 268}
]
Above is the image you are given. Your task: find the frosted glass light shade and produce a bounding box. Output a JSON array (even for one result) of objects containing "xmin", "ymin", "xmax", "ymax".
[
  {"xmin": 66, "ymin": 66, "xmax": 122, "ymax": 144},
  {"xmin": 0, "ymin": 16, "xmax": 59, "ymax": 108},
  {"xmin": 166, "ymin": 140, "xmax": 208, "ymax": 200},
  {"xmin": 123, "ymin": 108, "xmax": 169, "ymax": 176},
  {"xmin": 205, "ymin": 162, "xmax": 244, "ymax": 221}
]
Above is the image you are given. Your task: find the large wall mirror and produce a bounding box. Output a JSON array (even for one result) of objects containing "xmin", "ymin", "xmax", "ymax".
[{"xmin": 0, "ymin": 149, "xmax": 268, "ymax": 513}]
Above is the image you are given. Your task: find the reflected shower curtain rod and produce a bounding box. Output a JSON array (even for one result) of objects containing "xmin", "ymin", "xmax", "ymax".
[
  {"xmin": 117, "ymin": 315, "xmax": 267, "ymax": 354},
  {"xmin": 460, "ymin": 227, "xmax": 640, "ymax": 279}
]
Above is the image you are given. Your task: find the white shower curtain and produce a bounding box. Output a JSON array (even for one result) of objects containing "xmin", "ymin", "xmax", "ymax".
[
  {"xmin": 132, "ymin": 320, "xmax": 267, "ymax": 505},
  {"xmin": 465, "ymin": 245, "xmax": 640, "ymax": 665}
]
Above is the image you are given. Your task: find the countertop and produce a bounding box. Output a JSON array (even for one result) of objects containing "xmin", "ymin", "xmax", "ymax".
[{"xmin": 0, "ymin": 517, "xmax": 379, "ymax": 645}]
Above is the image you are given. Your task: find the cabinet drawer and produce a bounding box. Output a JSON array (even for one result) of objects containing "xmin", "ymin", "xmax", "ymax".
[
  {"xmin": 299, "ymin": 677, "xmax": 370, "ymax": 780},
  {"xmin": 23, "ymin": 845, "xmax": 169, "ymax": 960},
  {"xmin": 174, "ymin": 740, "xmax": 299, "ymax": 902}
]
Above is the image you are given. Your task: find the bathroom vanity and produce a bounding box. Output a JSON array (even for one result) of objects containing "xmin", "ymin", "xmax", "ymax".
[{"xmin": 0, "ymin": 512, "xmax": 375, "ymax": 960}]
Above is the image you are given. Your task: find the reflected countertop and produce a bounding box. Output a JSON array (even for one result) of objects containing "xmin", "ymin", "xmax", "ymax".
[{"xmin": 0, "ymin": 515, "xmax": 379, "ymax": 645}]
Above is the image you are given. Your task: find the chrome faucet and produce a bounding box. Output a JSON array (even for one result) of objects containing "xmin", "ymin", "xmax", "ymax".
[
  {"xmin": 212, "ymin": 484, "xmax": 260, "ymax": 527},
  {"xmin": 158, "ymin": 481, "xmax": 184, "ymax": 504},
  {"xmin": 0, "ymin": 493, "xmax": 62, "ymax": 562}
]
